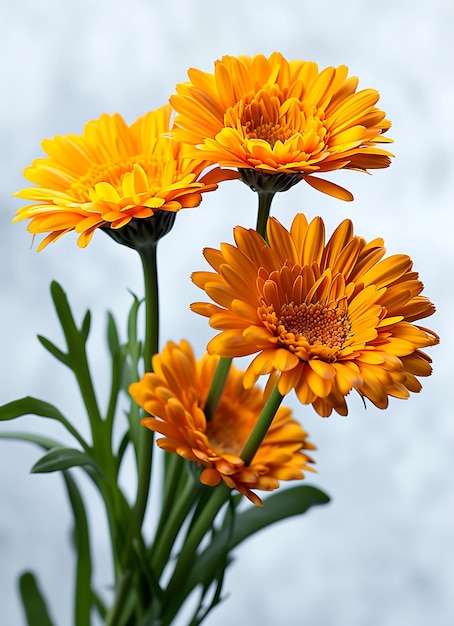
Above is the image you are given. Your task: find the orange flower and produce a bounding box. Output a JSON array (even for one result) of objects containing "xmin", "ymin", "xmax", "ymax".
[
  {"xmin": 171, "ymin": 52, "xmax": 393, "ymax": 200},
  {"xmin": 14, "ymin": 105, "xmax": 237, "ymax": 250},
  {"xmin": 129, "ymin": 340, "xmax": 315, "ymax": 505},
  {"xmin": 191, "ymin": 214, "xmax": 439, "ymax": 417}
]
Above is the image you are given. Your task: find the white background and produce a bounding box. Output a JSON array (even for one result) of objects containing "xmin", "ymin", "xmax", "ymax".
[{"xmin": 1, "ymin": 1, "xmax": 453, "ymax": 624}]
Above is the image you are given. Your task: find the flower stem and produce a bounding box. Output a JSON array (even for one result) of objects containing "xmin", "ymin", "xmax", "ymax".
[
  {"xmin": 240, "ymin": 381, "xmax": 284, "ymax": 466},
  {"xmin": 256, "ymin": 191, "xmax": 276, "ymax": 240},
  {"xmin": 121, "ymin": 243, "xmax": 159, "ymax": 567},
  {"xmin": 161, "ymin": 483, "xmax": 231, "ymax": 625},
  {"xmin": 204, "ymin": 357, "xmax": 232, "ymax": 420},
  {"xmin": 133, "ymin": 243, "xmax": 159, "ymax": 519},
  {"xmin": 151, "ymin": 475, "xmax": 202, "ymax": 578},
  {"xmin": 138, "ymin": 243, "xmax": 160, "ymax": 368}
]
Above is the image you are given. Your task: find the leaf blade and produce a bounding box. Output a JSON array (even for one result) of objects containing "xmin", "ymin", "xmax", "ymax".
[
  {"xmin": 19, "ymin": 572, "xmax": 55, "ymax": 626},
  {"xmin": 31, "ymin": 447, "xmax": 100, "ymax": 475}
]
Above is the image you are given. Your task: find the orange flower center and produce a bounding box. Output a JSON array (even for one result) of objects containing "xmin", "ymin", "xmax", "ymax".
[
  {"xmin": 228, "ymin": 92, "xmax": 328, "ymax": 153},
  {"xmin": 244, "ymin": 119, "xmax": 294, "ymax": 147},
  {"xmin": 279, "ymin": 302, "xmax": 350, "ymax": 349},
  {"xmin": 206, "ymin": 414, "xmax": 248, "ymax": 456},
  {"xmin": 69, "ymin": 154, "xmax": 163, "ymax": 202}
]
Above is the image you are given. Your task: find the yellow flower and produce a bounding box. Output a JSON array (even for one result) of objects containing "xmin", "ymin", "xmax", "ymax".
[
  {"xmin": 14, "ymin": 105, "xmax": 237, "ymax": 250},
  {"xmin": 191, "ymin": 214, "xmax": 439, "ymax": 417},
  {"xmin": 170, "ymin": 52, "xmax": 394, "ymax": 200},
  {"xmin": 129, "ymin": 340, "xmax": 315, "ymax": 506}
]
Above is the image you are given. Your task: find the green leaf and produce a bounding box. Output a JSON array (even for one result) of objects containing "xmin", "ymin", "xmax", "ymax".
[
  {"xmin": 187, "ymin": 485, "xmax": 329, "ymax": 592},
  {"xmin": 0, "ymin": 431, "xmax": 64, "ymax": 450},
  {"xmin": 0, "ymin": 397, "xmax": 89, "ymax": 450},
  {"xmin": 231, "ymin": 485, "xmax": 330, "ymax": 549},
  {"xmin": 37, "ymin": 335, "xmax": 69, "ymax": 365},
  {"xmin": 31, "ymin": 447, "xmax": 101, "ymax": 475},
  {"xmin": 4, "ymin": 434, "xmax": 94, "ymax": 626},
  {"xmin": 64, "ymin": 471, "xmax": 92, "ymax": 626},
  {"xmin": 50, "ymin": 281, "xmax": 81, "ymax": 343},
  {"xmin": 80, "ymin": 310, "xmax": 91, "ymax": 342},
  {"xmin": 0, "ymin": 397, "xmax": 66, "ymax": 422},
  {"xmin": 125, "ymin": 293, "xmax": 143, "ymax": 381},
  {"xmin": 107, "ymin": 312, "xmax": 122, "ymax": 358},
  {"xmin": 105, "ymin": 312, "xmax": 126, "ymax": 426},
  {"xmin": 19, "ymin": 571, "xmax": 55, "ymax": 626}
]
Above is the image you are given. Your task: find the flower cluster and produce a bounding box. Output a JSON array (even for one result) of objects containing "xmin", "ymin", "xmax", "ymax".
[{"xmin": 6, "ymin": 51, "xmax": 439, "ymax": 626}]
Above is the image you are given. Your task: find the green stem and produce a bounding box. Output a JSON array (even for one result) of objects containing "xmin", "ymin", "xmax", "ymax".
[
  {"xmin": 151, "ymin": 455, "xmax": 186, "ymax": 554},
  {"xmin": 151, "ymin": 476, "xmax": 201, "ymax": 578},
  {"xmin": 73, "ymin": 352, "xmax": 126, "ymax": 575},
  {"xmin": 161, "ymin": 483, "xmax": 231, "ymax": 625},
  {"xmin": 240, "ymin": 381, "xmax": 284, "ymax": 466},
  {"xmin": 139, "ymin": 243, "xmax": 160, "ymax": 368},
  {"xmin": 256, "ymin": 191, "xmax": 276, "ymax": 240},
  {"xmin": 121, "ymin": 243, "xmax": 159, "ymax": 565},
  {"xmin": 204, "ymin": 357, "xmax": 232, "ymax": 421},
  {"xmin": 105, "ymin": 570, "xmax": 134, "ymax": 626}
]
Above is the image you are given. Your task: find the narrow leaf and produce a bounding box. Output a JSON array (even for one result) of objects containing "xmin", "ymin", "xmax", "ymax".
[
  {"xmin": 19, "ymin": 571, "xmax": 54, "ymax": 626},
  {"xmin": 4, "ymin": 434, "xmax": 94, "ymax": 626},
  {"xmin": 105, "ymin": 312, "xmax": 126, "ymax": 425},
  {"xmin": 0, "ymin": 397, "xmax": 89, "ymax": 450},
  {"xmin": 31, "ymin": 447, "xmax": 100, "ymax": 475},
  {"xmin": 0, "ymin": 431, "xmax": 63, "ymax": 450},
  {"xmin": 80, "ymin": 310, "xmax": 92, "ymax": 342},
  {"xmin": 107, "ymin": 312, "xmax": 121, "ymax": 358},
  {"xmin": 231, "ymin": 485, "xmax": 330, "ymax": 549},
  {"xmin": 37, "ymin": 335, "xmax": 69, "ymax": 365},
  {"xmin": 187, "ymin": 485, "xmax": 329, "ymax": 592},
  {"xmin": 0, "ymin": 397, "xmax": 66, "ymax": 422},
  {"xmin": 63, "ymin": 472, "xmax": 92, "ymax": 626},
  {"xmin": 50, "ymin": 281, "xmax": 80, "ymax": 341}
]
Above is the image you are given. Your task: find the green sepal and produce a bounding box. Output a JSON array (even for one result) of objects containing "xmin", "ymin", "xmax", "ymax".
[{"xmin": 19, "ymin": 571, "xmax": 55, "ymax": 626}]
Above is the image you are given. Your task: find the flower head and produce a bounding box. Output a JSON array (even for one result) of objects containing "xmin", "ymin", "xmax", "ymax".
[
  {"xmin": 191, "ymin": 215, "xmax": 439, "ymax": 417},
  {"xmin": 170, "ymin": 52, "xmax": 393, "ymax": 200},
  {"xmin": 14, "ymin": 105, "xmax": 237, "ymax": 250},
  {"xmin": 129, "ymin": 340, "xmax": 315, "ymax": 505}
]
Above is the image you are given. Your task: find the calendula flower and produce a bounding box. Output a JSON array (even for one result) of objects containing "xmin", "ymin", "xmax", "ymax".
[
  {"xmin": 191, "ymin": 215, "xmax": 439, "ymax": 417},
  {"xmin": 14, "ymin": 105, "xmax": 237, "ymax": 250},
  {"xmin": 170, "ymin": 52, "xmax": 393, "ymax": 200},
  {"xmin": 129, "ymin": 340, "xmax": 315, "ymax": 505}
]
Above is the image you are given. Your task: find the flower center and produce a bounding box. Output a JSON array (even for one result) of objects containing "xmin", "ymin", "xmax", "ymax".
[
  {"xmin": 279, "ymin": 302, "xmax": 350, "ymax": 349},
  {"xmin": 244, "ymin": 120, "xmax": 294, "ymax": 147},
  {"xmin": 230, "ymin": 91, "xmax": 328, "ymax": 153},
  {"xmin": 206, "ymin": 417, "xmax": 247, "ymax": 456},
  {"xmin": 69, "ymin": 155, "xmax": 164, "ymax": 201}
]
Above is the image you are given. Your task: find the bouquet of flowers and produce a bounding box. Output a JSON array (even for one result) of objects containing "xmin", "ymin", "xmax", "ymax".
[{"xmin": 1, "ymin": 53, "xmax": 438, "ymax": 626}]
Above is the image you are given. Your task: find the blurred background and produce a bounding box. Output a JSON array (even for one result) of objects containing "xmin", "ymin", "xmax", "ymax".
[{"xmin": 0, "ymin": 0, "xmax": 453, "ymax": 624}]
